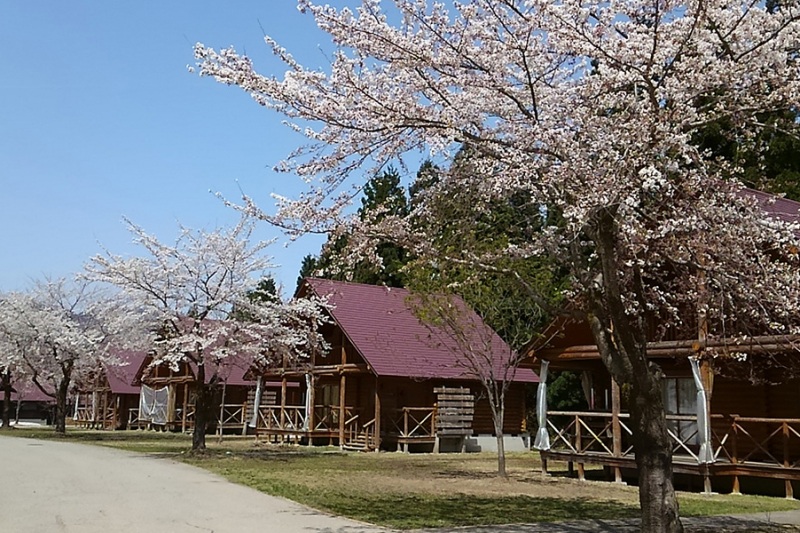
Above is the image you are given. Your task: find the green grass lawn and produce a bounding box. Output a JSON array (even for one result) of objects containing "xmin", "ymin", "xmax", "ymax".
[{"xmin": 6, "ymin": 427, "xmax": 800, "ymax": 530}]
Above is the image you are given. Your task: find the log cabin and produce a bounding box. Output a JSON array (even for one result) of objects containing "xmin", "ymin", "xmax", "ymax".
[
  {"xmin": 132, "ymin": 351, "xmax": 259, "ymax": 434},
  {"xmin": 72, "ymin": 349, "xmax": 145, "ymax": 430},
  {"xmin": 527, "ymin": 190, "xmax": 800, "ymax": 496},
  {"xmin": 251, "ymin": 278, "xmax": 539, "ymax": 452},
  {"xmin": 2, "ymin": 379, "xmax": 55, "ymax": 426}
]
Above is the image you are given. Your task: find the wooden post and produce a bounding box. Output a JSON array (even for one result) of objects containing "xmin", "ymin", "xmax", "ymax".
[
  {"xmin": 307, "ymin": 374, "xmax": 316, "ymax": 446},
  {"xmin": 339, "ymin": 374, "xmax": 346, "ymax": 448},
  {"xmin": 181, "ymin": 384, "xmax": 189, "ymax": 432},
  {"xmin": 731, "ymin": 417, "xmax": 741, "ymax": 494},
  {"xmin": 374, "ymin": 378, "xmax": 381, "ymax": 451},
  {"xmin": 217, "ymin": 381, "xmax": 227, "ymax": 441},
  {"xmin": 611, "ymin": 379, "xmax": 623, "ymax": 483},
  {"xmin": 100, "ymin": 391, "xmax": 107, "ymax": 429},
  {"xmin": 280, "ymin": 377, "xmax": 287, "ymax": 442},
  {"xmin": 575, "ymin": 414, "xmax": 585, "ymax": 481},
  {"xmin": 168, "ymin": 384, "xmax": 176, "ymax": 425},
  {"xmin": 91, "ymin": 390, "xmax": 98, "ymax": 428},
  {"xmin": 785, "ymin": 422, "xmax": 794, "ymax": 499},
  {"xmin": 112, "ymin": 395, "xmax": 119, "ymax": 430},
  {"xmin": 241, "ymin": 402, "xmax": 248, "ymax": 435}
]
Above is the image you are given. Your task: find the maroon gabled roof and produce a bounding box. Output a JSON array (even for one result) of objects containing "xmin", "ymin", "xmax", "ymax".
[
  {"xmin": 106, "ymin": 349, "xmax": 146, "ymax": 395},
  {"xmin": 742, "ymin": 188, "xmax": 800, "ymax": 227},
  {"xmin": 7, "ymin": 380, "xmax": 55, "ymax": 403},
  {"xmin": 133, "ymin": 350, "xmax": 255, "ymax": 387},
  {"xmin": 304, "ymin": 278, "xmax": 538, "ymax": 383}
]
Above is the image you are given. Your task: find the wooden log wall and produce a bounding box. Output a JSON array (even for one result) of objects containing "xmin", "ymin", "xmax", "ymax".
[{"xmin": 472, "ymin": 384, "xmax": 528, "ymax": 434}]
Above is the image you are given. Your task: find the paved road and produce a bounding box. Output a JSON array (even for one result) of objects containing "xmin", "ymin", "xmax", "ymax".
[
  {"xmin": 4, "ymin": 435, "xmax": 800, "ymax": 533},
  {"xmin": 0, "ymin": 435, "xmax": 387, "ymax": 533}
]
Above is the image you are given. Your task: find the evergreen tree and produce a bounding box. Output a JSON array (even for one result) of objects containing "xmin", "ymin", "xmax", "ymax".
[{"xmin": 298, "ymin": 167, "xmax": 412, "ymax": 287}]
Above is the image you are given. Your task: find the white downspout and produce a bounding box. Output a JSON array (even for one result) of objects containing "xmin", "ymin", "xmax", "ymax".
[
  {"xmin": 249, "ymin": 376, "xmax": 263, "ymax": 428},
  {"xmin": 689, "ymin": 358, "xmax": 714, "ymax": 464},
  {"xmin": 533, "ymin": 360, "xmax": 550, "ymax": 451}
]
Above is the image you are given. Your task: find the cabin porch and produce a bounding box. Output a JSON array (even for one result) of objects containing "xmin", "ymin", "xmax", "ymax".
[
  {"xmin": 540, "ymin": 408, "xmax": 800, "ymax": 497},
  {"xmin": 251, "ymin": 372, "xmax": 475, "ymax": 452}
]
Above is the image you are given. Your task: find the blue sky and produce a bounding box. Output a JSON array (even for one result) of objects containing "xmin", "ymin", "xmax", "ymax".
[{"xmin": 0, "ymin": 2, "xmax": 373, "ymax": 297}]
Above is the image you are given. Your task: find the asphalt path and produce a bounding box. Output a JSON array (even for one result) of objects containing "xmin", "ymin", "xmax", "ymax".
[
  {"xmin": 0, "ymin": 435, "xmax": 387, "ymax": 533},
  {"xmin": 4, "ymin": 435, "xmax": 800, "ymax": 533}
]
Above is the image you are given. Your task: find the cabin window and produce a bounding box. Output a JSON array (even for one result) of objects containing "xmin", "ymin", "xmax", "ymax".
[
  {"xmin": 662, "ymin": 378, "xmax": 698, "ymax": 446},
  {"xmin": 320, "ymin": 383, "xmax": 340, "ymax": 407}
]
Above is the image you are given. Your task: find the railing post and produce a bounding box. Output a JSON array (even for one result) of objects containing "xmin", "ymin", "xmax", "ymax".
[
  {"xmin": 181, "ymin": 385, "xmax": 188, "ymax": 433},
  {"xmin": 785, "ymin": 422, "xmax": 794, "ymax": 499},
  {"xmin": 575, "ymin": 414, "xmax": 585, "ymax": 481},
  {"xmin": 729, "ymin": 416, "xmax": 740, "ymax": 492},
  {"xmin": 339, "ymin": 374, "xmax": 347, "ymax": 448},
  {"xmin": 374, "ymin": 378, "xmax": 381, "ymax": 451},
  {"xmin": 280, "ymin": 377, "xmax": 287, "ymax": 443}
]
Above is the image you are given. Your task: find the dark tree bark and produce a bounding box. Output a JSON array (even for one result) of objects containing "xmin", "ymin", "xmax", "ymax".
[
  {"xmin": 54, "ymin": 375, "xmax": 71, "ymax": 435},
  {"xmin": 192, "ymin": 363, "xmax": 209, "ymax": 451},
  {"xmin": 1, "ymin": 369, "xmax": 12, "ymax": 430},
  {"xmin": 585, "ymin": 207, "xmax": 684, "ymax": 533},
  {"xmin": 491, "ymin": 400, "xmax": 507, "ymax": 477}
]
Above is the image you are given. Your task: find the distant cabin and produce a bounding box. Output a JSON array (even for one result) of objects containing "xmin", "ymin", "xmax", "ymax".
[{"xmin": 250, "ymin": 278, "xmax": 539, "ymax": 452}]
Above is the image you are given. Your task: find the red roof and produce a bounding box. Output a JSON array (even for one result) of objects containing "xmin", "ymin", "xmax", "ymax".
[
  {"xmin": 743, "ymin": 188, "xmax": 800, "ymax": 227},
  {"xmin": 133, "ymin": 351, "xmax": 255, "ymax": 387},
  {"xmin": 106, "ymin": 349, "xmax": 146, "ymax": 395},
  {"xmin": 7, "ymin": 380, "xmax": 54, "ymax": 403},
  {"xmin": 304, "ymin": 278, "xmax": 539, "ymax": 383}
]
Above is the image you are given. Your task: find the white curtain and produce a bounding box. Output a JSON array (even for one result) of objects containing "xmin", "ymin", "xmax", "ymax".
[
  {"xmin": 303, "ymin": 374, "xmax": 312, "ymax": 430},
  {"xmin": 139, "ymin": 384, "xmax": 168, "ymax": 425},
  {"xmin": 689, "ymin": 358, "xmax": 714, "ymax": 464},
  {"xmin": 533, "ymin": 360, "xmax": 551, "ymax": 451}
]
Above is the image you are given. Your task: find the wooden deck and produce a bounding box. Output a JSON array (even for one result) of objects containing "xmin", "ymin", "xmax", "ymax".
[
  {"xmin": 540, "ymin": 410, "xmax": 800, "ymax": 497},
  {"xmin": 251, "ymin": 404, "xmax": 441, "ymax": 451}
]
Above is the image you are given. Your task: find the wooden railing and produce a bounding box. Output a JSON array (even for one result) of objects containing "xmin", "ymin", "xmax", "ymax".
[
  {"xmin": 257, "ymin": 405, "xmax": 308, "ymax": 431},
  {"xmin": 545, "ymin": 411, "xmax": 705, "ymax": 460},
  {"xmin": 128, "ymin": 408, "xmax": 142, "ymax": 428},
  {"xmin": 387, "ymin": 407, "xmax": 437, "ymax": 439},
  {"xmin": 344, "ymin": 413, "xmax": 376, "ymax": 449},
  {"xmin": 178, "ymin": 405, "xmax": 195, "ymax": 429},
  {"xmin": 73, "ymin": 406, "xmax": 93, "ymax": 426},
  {"xmin": 544, "ymin": 411, "xmax": 800, "ymax": 472},
  {"xmin": 217, "ymin": 403, "xmax": 248, "ymax": 433},
  {"xmin": 712, "ymin": 416, "xmax": 800, "ymax": 470},
  {"xmin": 313, "ymin": 405, "xmax": 358, "ymax": 432},
  {"xmin": 72, "ymin": 405, "xmax": 115, "ymax": 429},
  {"xmin": 546, "ymin": 411, "xmax": 631, "ymax": 458}
]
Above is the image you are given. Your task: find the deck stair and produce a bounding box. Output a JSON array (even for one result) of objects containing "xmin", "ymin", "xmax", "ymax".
[{"xmin": 343, "ymin": 431, "xmax": 371, "ymax": 451}]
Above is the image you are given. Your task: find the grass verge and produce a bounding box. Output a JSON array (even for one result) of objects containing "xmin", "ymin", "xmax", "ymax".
[{"xmin": 6, "ymin": 427, "xmax": 800, "ymax": 530}]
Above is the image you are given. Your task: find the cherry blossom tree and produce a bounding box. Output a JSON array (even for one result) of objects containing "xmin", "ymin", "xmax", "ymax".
[
  {"xmin": 0, "ymin": 279, "xmax": 122, "ymax": 434},
  {"xmin": 87, "ymin": 217, "xmax": 330, "ymax": 451},
  {"xmin": 195, "ymin": 1, "xmax": 800, "ymax": 530}
]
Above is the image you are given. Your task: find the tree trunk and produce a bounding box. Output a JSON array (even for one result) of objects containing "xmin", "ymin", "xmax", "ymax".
[
  {"xmin": 192, "ymin": 363, "xmax": 208, "ymax": 451},
  {"xmin": 1, "ymin": 370, "xmax": 12, "ymax": 430},
  {"xmin": 495, "ymin": 422, "xmax": 507, "ymax": 477},
  {"xmin": 54, "ymin": 376, "xmax": 70, "ymax": 435},
  {"xmin": 586, "ymin": 206, "xmax": 684, "ymax": 533},
  {"xmin": 490, "ymin": 395, "xmax": 507, "ymax": 477},
  {"xmin": 630, "ymin": 373, "xmax": 682, "ymax": 532}
]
